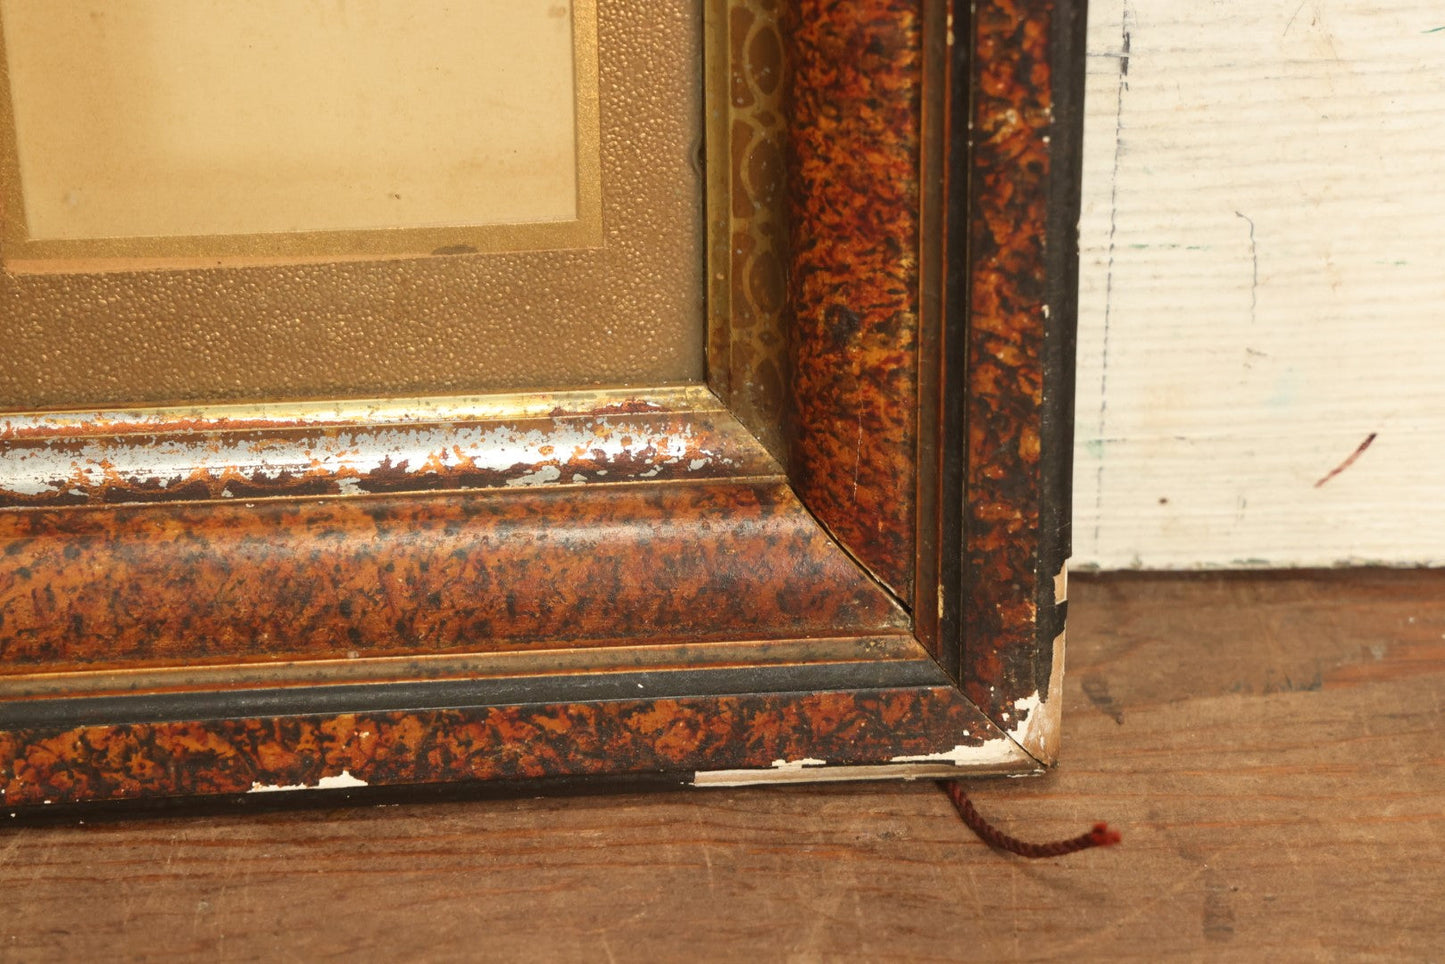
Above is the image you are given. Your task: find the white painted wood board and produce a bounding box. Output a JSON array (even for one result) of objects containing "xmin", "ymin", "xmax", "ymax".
[{"xmin": 1072, "ymin": 0, "xmax": 1445, "ymax": 569}]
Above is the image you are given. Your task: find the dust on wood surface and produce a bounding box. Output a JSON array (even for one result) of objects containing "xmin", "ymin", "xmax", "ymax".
[{"xmin": 1, "ymin": 569, "xmax": 1441, "ymax": 960}]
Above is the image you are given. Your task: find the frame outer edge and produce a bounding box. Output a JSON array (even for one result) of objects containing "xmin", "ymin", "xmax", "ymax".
[
  {"xmin": 0, "ymin": 681, "xmax": 1013, "ymax": 809},
  {"xmin": 962, "ymin": 0, "xmax": 1084, "ymax": 762},
  {"xmin": 1022, "ymin": 0, "xmax": 1087, "ymax": 765}
]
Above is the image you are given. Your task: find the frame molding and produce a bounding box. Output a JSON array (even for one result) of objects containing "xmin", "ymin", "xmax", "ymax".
[{"xmin": 0, "ymin": 0, "xmax": 1085, "ymax": 811}]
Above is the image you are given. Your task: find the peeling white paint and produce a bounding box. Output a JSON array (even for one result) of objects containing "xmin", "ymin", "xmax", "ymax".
[
  {"xmin": 1003, "ymin": 680, "xmax": 1062, "ymax": 767},
  {"xmin": 246, "ymin": 769, "xmax": 369, "ymax": 794},
  {"xmin": 1007, "ymin": 692, "xmax": 1044, "ymax": 739},
  {"xmin": 2, "ymin": 474, "xmax": 54, "ymax": 497},
  {"xmin": 888, "ymin": 737, "xmax": 1022, "ymax": 768},
  {"xmin": 768, "ymin": 757, "xmax": 827, "ymax": 771}
]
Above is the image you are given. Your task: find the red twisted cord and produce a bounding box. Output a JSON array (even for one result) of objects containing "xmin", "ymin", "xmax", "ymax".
[{"xmin": 938, "ymin": 781, "xmax": 1121, "ymax": 858}]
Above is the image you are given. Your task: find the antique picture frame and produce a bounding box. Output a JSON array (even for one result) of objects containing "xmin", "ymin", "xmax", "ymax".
[{"xmin": 0, "ymin": 0, "xmax": 1085, "ymax": 810}]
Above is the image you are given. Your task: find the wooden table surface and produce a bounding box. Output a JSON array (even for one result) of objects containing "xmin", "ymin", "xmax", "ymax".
[{"xmin": 2, "ymin": 570, "xmax": 1441, "ymax": 961}]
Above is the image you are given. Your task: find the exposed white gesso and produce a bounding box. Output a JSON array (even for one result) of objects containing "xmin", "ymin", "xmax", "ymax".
[{"xmin": 1072, "ymin": 0, "xmax": 1445, "ymax": 569}]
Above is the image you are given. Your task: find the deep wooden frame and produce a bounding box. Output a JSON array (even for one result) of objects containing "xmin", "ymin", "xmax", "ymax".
[{"xmin": 0, "ymin": 0, "xmax": 1085, "ymax": 809}]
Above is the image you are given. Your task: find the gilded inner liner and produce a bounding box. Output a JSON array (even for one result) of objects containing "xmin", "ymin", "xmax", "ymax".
[{"xmin": 706, "ymin": 0, "xmax": 791, "ymax": 461}]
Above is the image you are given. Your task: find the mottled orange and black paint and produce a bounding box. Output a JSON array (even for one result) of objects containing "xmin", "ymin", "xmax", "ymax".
[
  {"xmin": 0, "ymin": 686, "xmax": 998, "ymax": 807},
  {"xmin": 784, "ymin": 0, "xmax": 922, "ymax": 602},
  {"xmin": 0, "ymin": 0, "xmax": 1085, "ymax": 810},
  {"xmin": 0, "ymin": 481, "xmax": 905, "ymax": 672},
  {"xmin": 963, "ymin": 0, "xmax": 1083, "ymax": 726}
]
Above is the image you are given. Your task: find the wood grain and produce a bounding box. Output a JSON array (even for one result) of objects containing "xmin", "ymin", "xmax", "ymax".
[
  {"xmin": 1, "ymin": 569, "xmax": 1440, "ymax": 960},
  {"xmin": 1073, "ymin": 0, "xmax": 1445, "ymax": 569}
]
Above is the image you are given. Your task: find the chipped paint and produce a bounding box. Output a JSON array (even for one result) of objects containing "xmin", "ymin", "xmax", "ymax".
[
  {"xmin": 768, "ymin": 757, "xmax": 828, "ymax": 771},
  {"xmin": 696, "ymin": 763, "xmax": 957, "ymax": 786},
  {"xmin": 695, "ymin": 751, "xmax": 1036, "ymax": 787},
  {"xmin": 1004, "ymin": 664, "xmax": 1064, "ymax": 766},
  {"xmin": 247, "ymin": 769, "xmax": 369, "ymax": 794},
  {"xmin": 0, "ymin": 398, "xmax": 775, "ymax": 508},
  {"xmin": 1007, "ymin": 692, "xmax": 1044, "ymax": 740},
  {"xmin": 888, "ymin": 736, "xmax": 1025, "ymax": 768}
]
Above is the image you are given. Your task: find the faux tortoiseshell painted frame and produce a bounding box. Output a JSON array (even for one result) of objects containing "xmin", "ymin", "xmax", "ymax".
[{"xmin": 0, "ymin": 0, "xmax": 1085, "ymax": 810}]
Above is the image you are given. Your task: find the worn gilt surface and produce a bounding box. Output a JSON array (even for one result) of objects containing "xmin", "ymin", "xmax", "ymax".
[{"xmin": 709, "ymin": 0, "xmax": 792, "ymax": 461}]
